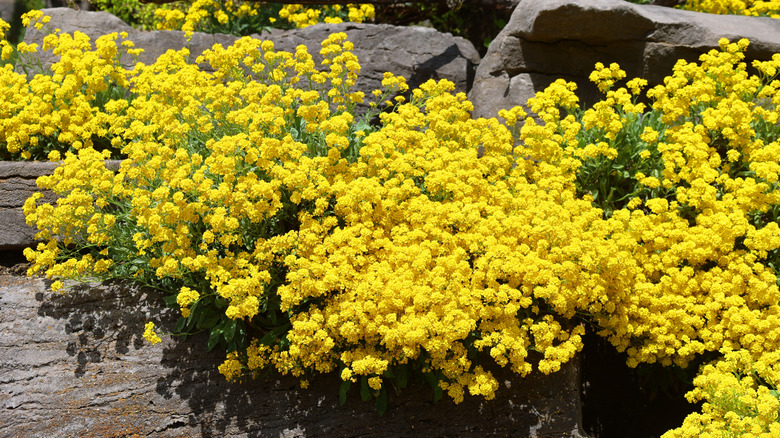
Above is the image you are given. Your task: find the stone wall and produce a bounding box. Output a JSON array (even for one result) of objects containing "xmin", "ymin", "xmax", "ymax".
[{"xmin": 0, "ymin": 162, "xmax": 57, "ymax": 250}]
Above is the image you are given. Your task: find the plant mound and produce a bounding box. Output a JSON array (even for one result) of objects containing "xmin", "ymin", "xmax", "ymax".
[{"xmin": 5, "ymin": 9, "xmax": 780, "ymax": 435}]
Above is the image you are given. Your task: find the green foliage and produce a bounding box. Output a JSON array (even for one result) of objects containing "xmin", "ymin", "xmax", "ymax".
[{"xmin": 89, "ymin": 0, "xmax": 160, "ymax": 29}]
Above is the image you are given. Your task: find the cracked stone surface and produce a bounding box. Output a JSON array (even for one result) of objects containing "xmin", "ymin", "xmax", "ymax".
[
  {"xmin": 0, "ymin": 275, "xmax": 587, "ymax": 437},
  {"xmin": 469, "ymin": 0, "xmax": 780, "ymax": 120}
]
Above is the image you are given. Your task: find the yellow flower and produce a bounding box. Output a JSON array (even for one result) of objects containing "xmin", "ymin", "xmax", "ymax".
[{"xmin": 143, "ymin": 322, "xmax": 162, "ymax": 345}]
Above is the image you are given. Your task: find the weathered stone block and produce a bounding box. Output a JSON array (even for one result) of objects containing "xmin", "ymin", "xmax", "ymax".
[{"xmin": 0, "ymin": 161, "xmax": 122, "ymax": 251}]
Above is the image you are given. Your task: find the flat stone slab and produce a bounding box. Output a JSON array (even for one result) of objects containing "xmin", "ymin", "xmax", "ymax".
[{"xmin": 0, "ymin": 275, "xmax": 586, "ymax": 437}]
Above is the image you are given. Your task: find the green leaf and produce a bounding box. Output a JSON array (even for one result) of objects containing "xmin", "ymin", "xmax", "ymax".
[
  {"xmin": 176, "ymin": 308, "xmax": 196, "ymax": 333},
  {"xmin": 198, "ymin": 314, "xmax": 221, "ymax": 330},
  {"xmin": 424, "ymin": 371, "xmax": 443, "ymax": 402},
  {"xmin": 215, "ymin": 296, "xmax": 230, "ymax": 310},
  {"xmin": 354, "ymin": 119, "xmax": 372, "ymax": 133},
  {"xmin": 423, "ymin": 371, "xmax": 436, "ymax": 389},
  {"xmin": 339, "ymin": 380, "xmax": 351, "ymax": 406},
  {"xmin": 163, "ymin": 294, "xmax": 178, "ymax": 307},
  {"xmin": 360, "ymin": 376, "xmax": 371, "ymax": 402},
  {"xmin": 433, "ymin": 385, "xmax": 443, "ymax": 402},
  {"xmin": 207, "ymin": 328, "xmax": 223, "ymax": 352},
  {"xmin": 175, "ymin": 317, "xmax": 187, "ymax": 333},
  {"xmin": 235, "ymin": 323, "xmax": 247, "ymax": 342},
  {"xmin": 375, "ymin": 388, "xmax": 388, "ymax": 415},
  {"xmin": 260, "ymin": 323, "xmax": 291, "ymax": 346},
  {"xmin": 224, "ymin": 320, "xmax": 237, "ymax": 342},
  {"xmin": 396, "ymin": 364, "xmax": 408, "ymax": 389},
  {"xmin": 196, "ymin": 308, "xmax": 221, "ymax": 330}
]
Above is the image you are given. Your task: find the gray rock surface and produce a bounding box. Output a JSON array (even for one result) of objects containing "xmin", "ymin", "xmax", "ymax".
[
  {"xmin": 0, "ymin": 0, "xmax": 12, "ymax": 24},
  {"xmin": 469, "ymin": 0, "xmax": 780, "ymax": 120},
  {"xmin": 22, "ymin": 8, "xmax": 480, "ymax": 102},
  {"xmin": 0, "ymin": 275, "xmax": 587, "ymax": 437}
]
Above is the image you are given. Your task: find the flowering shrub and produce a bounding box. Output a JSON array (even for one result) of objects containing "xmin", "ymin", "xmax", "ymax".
[
  {"xmin": 0, "ymin": 15, "xmax": 12, "ymax": 61},
  {"xmin": 664, "ymin": 349, "xmax": 780, "ymax": 437},
  {"xmin": 0, "ymin": 10, "xmax": 139, "ymax": 160},
  {"xmin": 506, "ymin": 38, "xmax": 780, "ymax": 436},
  {"xmin": 7, "ymin": 8, "xmax": 780, "ymax": 434},
  {"xmin": 15, "ymin": 10, "xmax": 622, "ymax": 409},
  {"xmin": 681, "ymin": 0, "xmax": 780, "ymax": 17}
]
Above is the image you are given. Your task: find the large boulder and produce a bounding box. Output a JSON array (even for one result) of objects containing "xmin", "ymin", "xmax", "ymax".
[
  {"xmin": 469, "ymin": 0, "xmax": 780, "ymax": 120},
  {"xmin": 0, "ymin": 275, "xmax": 587, "ymax": 437},
  {"xmin": 22, "ymin": 8, "xmax": 480, "ymax": 101}
]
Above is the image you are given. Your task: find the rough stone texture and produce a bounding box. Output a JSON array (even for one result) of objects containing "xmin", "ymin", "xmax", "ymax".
[
  {"xmin": 469, "ymin": 0, "xmax": 780, "ymax": 120},
  {"xmin": 0, "ymin": 275, "xmax": 587, "ymax": 437},
  {"xmin": 23, "ymin": 8, "xmax": 480, "ymax": 102}
]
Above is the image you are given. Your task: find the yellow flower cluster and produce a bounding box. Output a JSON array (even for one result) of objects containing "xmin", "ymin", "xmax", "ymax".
[
  {"xmin": 0, "ymin": 16, "xmax": 13, "ymax": 61},
  {"xmin": 682, "ymin": 0, "xmax": 780, "ymax": 17},
  {"xmin": 18, "ymin": 16, "xmax": 618, "ymax": 404},
  {"xmin": 503, "ymin": 38, "xmax": 780, "ymax": 436},
  {"xmin": 143, "ymin": 321, "xmax": 162, "ymax": 344},
  {"xmin": 13, "ymin": 9, "xmax": 780, "ymax": 431},
  {"xmin": 1, "ymin": 11, "xmax": 139, "ymax": 160},
  {"xmin": 664, "ymin": 349, "xmax": 780, "ymax": 437},
  {"xmin": 153, "ymin": 1, "xmax": 374, "ymax": 35},
  {"xmin": 267, "ymin": 77, "xmax": 620, "ymax": 401},
  {"xmin": 278, "ymin": 4, "xmax": 375, "ymax": 28}
]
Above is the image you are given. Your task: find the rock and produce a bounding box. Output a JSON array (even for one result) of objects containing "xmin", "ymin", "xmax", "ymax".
[
  {"xmin": 22, "ymin": 8, "xmax": 480, "ymax": 104},
  {"xmin": 0, "ymin": 0, "xmax": 13, "ymax": 24},
  {"xmin": 265, "ymin": 23, "xmax": 480, "ymax": 97},
  {"xmin": 0, "ymin": 275, "xmax": 587, "ymax": 437},
  {"xmin": 469, "ymin": 0, "xmax": 780, "ymax": 120}
]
